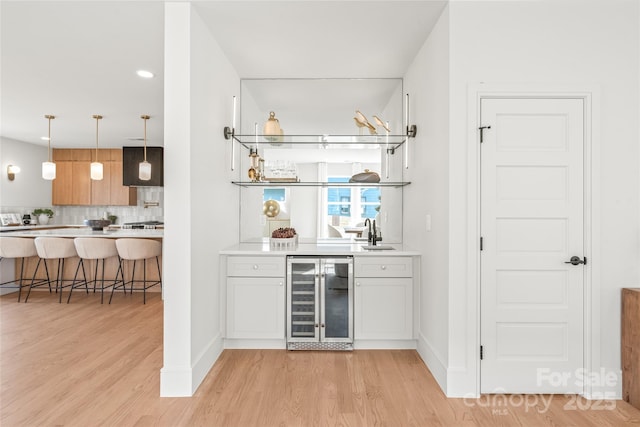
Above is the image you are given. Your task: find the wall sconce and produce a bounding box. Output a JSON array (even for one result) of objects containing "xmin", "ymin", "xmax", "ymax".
[
  {"xmin": 42, "ymin": 115, "xmax": 56, "ymax": 180},
  {"xmin": 7, "ymin": 165, "xmax": 21, "ymax": 181},
  {"xmin": 138, "ymin": 115, "xmax": 152, "ymax": 181},
  {"xmin": 90, "ymin": 114, "xmax": 104, "ymax": 180}
]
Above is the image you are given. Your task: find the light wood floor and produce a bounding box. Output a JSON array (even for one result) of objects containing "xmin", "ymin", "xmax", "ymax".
[{"xmin": 2, "ymin": 291, "xmax": 640, "ymax": 426}]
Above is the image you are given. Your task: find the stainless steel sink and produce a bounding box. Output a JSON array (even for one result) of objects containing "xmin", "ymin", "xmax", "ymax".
[{"xmin": 361, "ymin": 245, "xmax": 395, "ymax": 250}]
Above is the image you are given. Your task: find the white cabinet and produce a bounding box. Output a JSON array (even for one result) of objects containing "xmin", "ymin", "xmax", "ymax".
[
  {"xmin": 226, "ymin": 256, "xmax": 285, "ymax": 340},
  {"xmin": 354, "ymin": 257, "xmax": 413, "ymax": 341}
]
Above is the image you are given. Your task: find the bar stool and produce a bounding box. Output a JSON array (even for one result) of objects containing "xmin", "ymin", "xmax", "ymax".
[
  {"xmin": 112, "ymin": 239, "xmax": 162, "ymax": 304},
  {"xmin": 0, "ymin": 237, "xmax": 48, "ymax": 302},
  {"xmin": 71, "ymin": 238, "xmax": 124, "ymax": 304},
  {"xmin": 26, "ymin": 237, "xmax": 87, "ymax": 303}
]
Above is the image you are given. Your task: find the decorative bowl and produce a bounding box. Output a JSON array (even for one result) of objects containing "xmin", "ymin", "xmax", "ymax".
[{"xmin": 84, "ymin": 219, "xmax": 112, "ymax": 230}]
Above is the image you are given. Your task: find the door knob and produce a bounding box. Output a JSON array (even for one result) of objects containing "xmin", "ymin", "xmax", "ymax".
[{"xmin": 565, "ymin": 256, "xmax": 587, "ymax": 266}]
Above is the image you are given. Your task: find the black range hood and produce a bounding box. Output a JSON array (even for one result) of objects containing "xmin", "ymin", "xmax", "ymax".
[{"xmin": 122, "ymin": 146, "xmax": 164, "ymax": 186}]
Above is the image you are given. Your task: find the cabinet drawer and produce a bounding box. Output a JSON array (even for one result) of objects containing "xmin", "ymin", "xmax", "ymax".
[
  {"xmin": 354, "ymin": 257, "xmax": 412, "ymax": 278},
  {"xmin": 227, "ymin": 256, "xmax": 285, "ymax": 277}
]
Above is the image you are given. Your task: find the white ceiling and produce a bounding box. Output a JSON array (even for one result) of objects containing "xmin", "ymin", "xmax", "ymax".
[{"xmin": 1, "ymin": 1, "xmax": 446, "ymax": 148}]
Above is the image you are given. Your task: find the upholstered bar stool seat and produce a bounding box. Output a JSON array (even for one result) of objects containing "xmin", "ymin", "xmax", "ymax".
[
  {"xmin": 26, "ymin": 237, "xmax": 87, "ymax": 303},
  {"xmin": 0, "ymin": 237, "xmax": 47, "ymax": 302},
  {"xmin": 112, "ymin": 239, "xmax": 162, "ymax": 304},
  {"xmin": 71, "ymin": 238, "xmax": 123, "ymax": 304}
]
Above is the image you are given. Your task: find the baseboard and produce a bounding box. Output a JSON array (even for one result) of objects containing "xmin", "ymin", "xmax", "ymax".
[
  {"xmin": 160, "ymin": 365, "xmax": 193, "ymax": 397},
  {"xmin": 353, "ymin": 339, "xmax": 416, "ymax": 349},
  {"xmin": 224, "ymin": 338, "xmax": 286, "ymax": 349},
  {"xmin": 416, "ymin": 332, "xmax": 447, "ymax": 394},
  {"xmin": 160, "ymin": 333, "xmax": 224, "ymax": 397},
  {"xmin": 191, "ymin": 332, "xmax": 224, "ymax": 394}
]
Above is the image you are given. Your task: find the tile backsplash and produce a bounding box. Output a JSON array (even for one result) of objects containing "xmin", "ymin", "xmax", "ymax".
[{"xmin": 1, "ymin": 187, "xmax": 163, "ymax": 225}]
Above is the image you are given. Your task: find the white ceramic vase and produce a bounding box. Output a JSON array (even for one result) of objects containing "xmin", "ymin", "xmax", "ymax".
[{"xmin": 38, "ymin": 214, "xmax": 49, "ymax": 225}]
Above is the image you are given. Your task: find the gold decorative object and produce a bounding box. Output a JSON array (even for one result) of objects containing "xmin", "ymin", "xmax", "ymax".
[
  {"xmin": 354, "ymin": 110, "xmax": 377, "ymax": 135},
  {"xmin": 263, "ymin": 199, "xmax": 280, "ymax": 217},
  {"xmin": 373, "ymin": 115, "xmax": 391, "ymax": 132},
  {"xmin": 263, "ymin": 111, "xmax": 284, "ymax": 142}
]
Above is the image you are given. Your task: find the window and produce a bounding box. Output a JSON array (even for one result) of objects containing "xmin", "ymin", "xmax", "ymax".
[
  {"xmin": 326, "ymin": 177, "xmax": 380, "ymax": 225},
  {"xmin": 263, "ymin": 188, "xmax": 286, "ymax": 202}
]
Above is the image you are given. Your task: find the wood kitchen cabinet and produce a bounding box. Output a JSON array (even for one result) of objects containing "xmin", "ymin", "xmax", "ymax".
[
  {"xmin": 354, "ymin": 257, "xmax": 413, "ymax": 341},
  {"xmin": 52, "ymin": 149, "xmax": 92, "ymax": 205},
  {"xmin": 52, "ymin": 149, "xmax": 136, "ymax": 206}
]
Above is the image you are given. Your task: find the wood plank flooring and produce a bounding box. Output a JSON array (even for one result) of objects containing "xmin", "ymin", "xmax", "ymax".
[{"xmin": 2, "ymin": 291, "xmax": 640, "ymax": 426}]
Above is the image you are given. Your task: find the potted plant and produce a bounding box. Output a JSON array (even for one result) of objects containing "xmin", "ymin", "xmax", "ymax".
[{"xmin": 32, "ymin": 208, "xmax": 54, "ymax": 225}]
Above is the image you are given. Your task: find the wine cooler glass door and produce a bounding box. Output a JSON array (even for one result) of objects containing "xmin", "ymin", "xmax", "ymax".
[
  {"xmin": 320, "ymin": 258, "xmax": 353, "ymax": 343},
  {"xmin": 288, "ymin": 259, "xmax": 319, "ymax": 341}
]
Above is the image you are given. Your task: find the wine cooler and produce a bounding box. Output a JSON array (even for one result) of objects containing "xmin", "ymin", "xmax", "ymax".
[{"xmin": 286, "ymin": 256, "xmax": 354, "ymax": 350}]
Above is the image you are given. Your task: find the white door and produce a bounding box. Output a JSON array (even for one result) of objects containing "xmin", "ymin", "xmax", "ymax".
[{"xmin": 480, "ymin": 98, "xmax": 585, "ymax": 394}]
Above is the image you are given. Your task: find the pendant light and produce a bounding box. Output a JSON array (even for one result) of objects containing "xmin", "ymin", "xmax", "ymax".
[
  {"xmin": 90, "ymin": 115, "xmax": 103, "ymax": 180},
  {"xmin": 138, "ymin": 115, "xmax": 151, "ymax": 181},
  {"xmin": 42, "ymin": 115, "xmax": 56, "ymax": 180}
]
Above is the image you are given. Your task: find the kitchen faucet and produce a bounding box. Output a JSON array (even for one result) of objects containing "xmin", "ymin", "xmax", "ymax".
[
  {"xmin": 364, "ymin": 218, "xmax": 372, "ymax": 244},
  {"xmin": 364, "ymin": 218, "xmax": 381, "ymax": 246}
]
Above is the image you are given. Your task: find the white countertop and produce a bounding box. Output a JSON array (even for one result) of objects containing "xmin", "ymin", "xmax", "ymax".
[
  {"xmin": 0, "ymin": 227, "xmax": 163, "ymax": 239},
  {"xmin": 220, "ymin": 241, "xmax": 419, "ymax": 256}
]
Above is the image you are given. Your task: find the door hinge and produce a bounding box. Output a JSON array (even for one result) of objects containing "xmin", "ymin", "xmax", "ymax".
[
  {"xmin": 480, "ymin": 237, "xmax": 483, "ymax": 251},
  {"xmin": 480, "ymin": 345, "xmax": 484, "ymax": 360},
  {"xmin": 479, "ymin": 125, "xmax": 491, "ymax": 143}
]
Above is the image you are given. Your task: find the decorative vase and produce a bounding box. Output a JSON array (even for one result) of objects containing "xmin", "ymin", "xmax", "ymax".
[
  {"xmin": 263, "ymin": 111, "xmax": 283, "ymax": 142},
  {"xmin": 38, "ymin": 214, "xmax": 50, "ymax": 225}
]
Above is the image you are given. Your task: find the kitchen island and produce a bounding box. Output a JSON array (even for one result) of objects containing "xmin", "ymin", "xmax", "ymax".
[
  {"xmin": 220, "ymin": 241, "xmax": 420, "ymax": 350},
  {"xmin": 0, "ymin": 227, "xmax": 163, "ymax": 296}
]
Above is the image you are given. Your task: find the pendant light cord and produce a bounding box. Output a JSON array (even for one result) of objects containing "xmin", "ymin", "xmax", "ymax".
[
  {"xmin": 94, "ymin": 115, "xmax": 102, "ymax": 161},
  {"xmin": 142, "ymin": 115, "xmax": 150, "ymax": 162},
  {"xmin": 45, "ymin": 115, "xmax": 55, "ymax": 162}
]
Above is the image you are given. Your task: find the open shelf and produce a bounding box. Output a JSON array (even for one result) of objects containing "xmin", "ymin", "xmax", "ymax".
[
  {"xmin": 231, "ymin": 181, "xmax": 411, "ymax": 188},
  {"xmin": 230, "ymin": 134, "xmax": 409, "ymax": 152}
]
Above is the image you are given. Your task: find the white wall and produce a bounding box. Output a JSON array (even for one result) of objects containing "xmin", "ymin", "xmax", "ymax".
[
  {"xmin": 161, "ymin": 2, "xmax": 240, "ymax": 397},
  {"xmin": 403, "ymin": 4, "xmax": 451, "ymax": 391},
  {"xmin": 189, "ymin": 4, "xmax": 240, "ymax": 390},
  {"xmin": 0, "ymin": 138, "xmax": 51, "ymax": 209},
  {"xmin": 446, "ymin": 0, "xmax": 640, "ymax": 397}
]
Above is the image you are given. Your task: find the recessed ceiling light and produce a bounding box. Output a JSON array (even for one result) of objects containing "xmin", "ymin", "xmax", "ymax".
[
  {"xmin": 136, "ymin": 70, "xmax": 154, "ymax": 78},
  {"xmin": 41, "ymin": 136, "xmax": 50, "ymax": 141}
]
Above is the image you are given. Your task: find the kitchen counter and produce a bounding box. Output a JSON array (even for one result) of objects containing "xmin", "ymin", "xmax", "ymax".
[
  {"xmin": 0, "ymin": 224, "xmax": 78, "ymax": 232},
  {"xmin": 0, "ymin": 227, "xmax": 163, "ymax": 239},
  {"xmin": 220, "ymin": 241, "xmax": 418, "ymax": 256}
]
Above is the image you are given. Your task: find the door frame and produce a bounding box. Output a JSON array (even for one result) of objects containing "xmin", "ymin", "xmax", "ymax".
[{"xmin": 466, "ymin": 84, "xmax": 600, "ymax": 398}]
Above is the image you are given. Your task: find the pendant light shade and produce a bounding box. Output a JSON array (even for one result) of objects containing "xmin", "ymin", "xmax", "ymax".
[
  {"xmin": 91, "ymin": 114, "xmax": 104, "ymax": 180},
  {"xmin": 42, "ymin": 161, "xmax": 56, "ymax": 180},
  {"xmin": 139, "ymin": 115, "xmax": 151, "ymax": 181},
  {"xmin": 42, "ymin": 115, "xmax": 56, "ymax": 180},
  {"xmin": 138, "ymin": 161, "xmax": 151, "ymax": 181}
]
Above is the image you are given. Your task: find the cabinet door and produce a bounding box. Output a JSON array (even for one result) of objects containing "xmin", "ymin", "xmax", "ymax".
[
  {"xmin": 52, "ymin": 161, "xmax": 73, "ymax": 205},
  {"xmin": 227, "ymin": 277, "xmax": 285, "ymax": 339},
  {"xmin": 354, "ymin": 277, "xmax": 412, "ymax": 340},
  {"xmin": 91, "ymin": 161, "xmax": 112, "ymax": 205},
  {"xmin": 110, "ymin": 150, "xmax": 137, "ymax": 206},
  {"xmin": 71, "ymin": 162, "xmax": 92, "ymax": 205}
]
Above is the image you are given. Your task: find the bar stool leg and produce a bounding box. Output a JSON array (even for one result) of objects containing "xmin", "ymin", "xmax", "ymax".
[
  {"xmin": 25, "ymin": 258, "xmax": 46, "ymax": 303},
  {"xmin": 17, "ymin": 257, "xmax": 26, "ymax": 302},
  {"xmin": 109, "ymin": 258, "xmax": 127, "ymax": 304}
]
